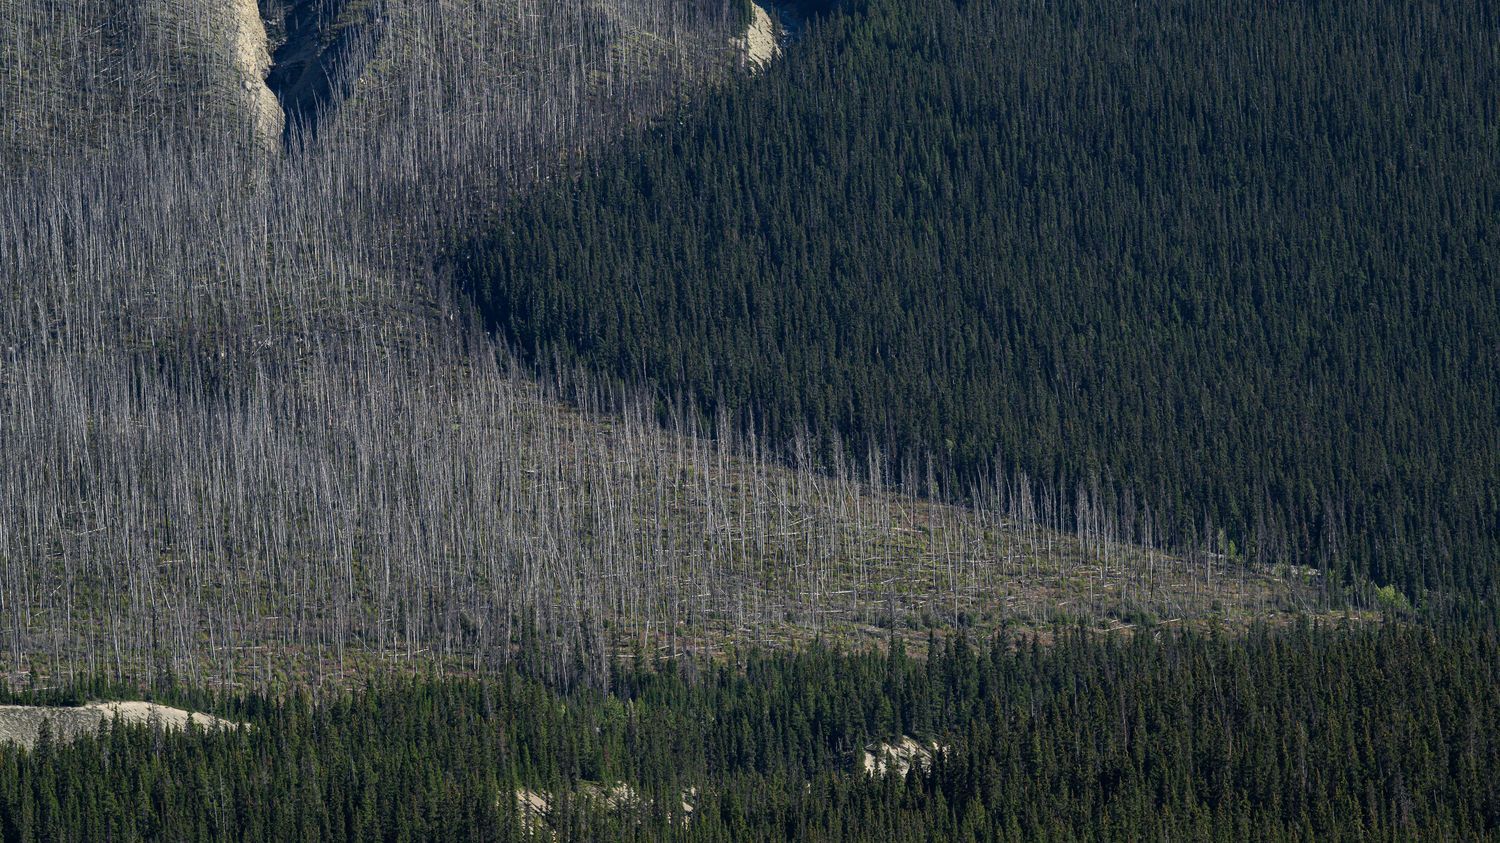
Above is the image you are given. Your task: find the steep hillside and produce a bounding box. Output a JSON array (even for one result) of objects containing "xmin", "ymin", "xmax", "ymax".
[
  {"xmin": 0, "ymin": 0, "xmax": 1307, "ymax": 694},
  {"xmin": 0, "ymin": 0, "xmax": 1413, "ymax": 695},
  {"xmin": 0, "ymin": 0, "xmax": 282, "ymax": 164},
  {"xmin": 2, "ymin": 0, "xmax": 741, "ymax": 171},
  {"xmin": 1, "ymin": 2, "xmax": 1495, "ymax": 839},
  {"xmin": 262, "ymin": 0, "xmax": 734, "ymax": 144},
  {"xmin": 0, "ymin": 340, "xmax": 1322, "ymax": 689},
  {"xmin": 0, "ymin": 0, "xmax": 759, "ymax": 689},
  {"xmin": 466, "ymin": 0, "xmax": 1500, "ymax": 605}
]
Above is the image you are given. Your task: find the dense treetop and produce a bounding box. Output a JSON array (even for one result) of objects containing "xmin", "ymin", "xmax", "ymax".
[
  {"xmin": 3, "ymin": 623, "xmax": 1498, "ymax": 840},
  {"xmin": 465, "ymin": 0, "xmax": 1499, "ymax": 605}
]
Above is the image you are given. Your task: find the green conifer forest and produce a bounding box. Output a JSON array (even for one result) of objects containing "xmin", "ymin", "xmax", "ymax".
[
  {"xmin": 3, "ymin": 624, "xmax": 1498, "ymax": 840},
  {"xmin": 3, "ymin": 0, "xmax": 1498, "ymax": 838},
  {"xmin": 466, "ymin": 0, "xmax": 1499, "ymax": 604}
]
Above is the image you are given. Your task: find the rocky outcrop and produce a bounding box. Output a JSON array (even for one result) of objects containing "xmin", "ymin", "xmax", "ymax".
[
  {"xmin": 262, "ymin": 0, "xmax": 385, "ymax": 144},
  {"xmin": 0, "ymin": 702, "xmax": 243, "ymax": 749},
  {"xmin": 233, "ymin": 0, "xmax": 285, "ymax": 148},
  {"xmin": 735, "ymin": 1, "xmax": 782, "ymax": 72},
  {"xmin": 862, "ymin": 736, "xmax": 946, "ymax": 777}
]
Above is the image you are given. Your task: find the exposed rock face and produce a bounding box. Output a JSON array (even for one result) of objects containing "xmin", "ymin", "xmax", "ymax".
[
  {"xmin": 862, "ymin": 735, "xmax": 946, "ymax": 777},
  {"xmin": 735, "ymin": 1, "xmax": 782, "ymax": 72},
  {"xmin": 514, "ymin": 788, "xmax": 554, "ymax": 837},
  {"xmin": 232, "ymin": 0, "xmax": 286, "ymax": 148},
  {"xmin": 0, "ymin": 702, "xmax": 243, "ymax": 750},
  {"xmin": 512, "ymin": 782, "xmax": 696, "ymax": 835},
  {"xmin": 262, "ymin": 0, "xmax": 384, "ymax": 144}
]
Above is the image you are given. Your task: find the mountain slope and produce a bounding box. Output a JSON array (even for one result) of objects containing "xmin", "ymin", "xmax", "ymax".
[
  {"xmin": 1, "ymin": 348, "xmax": 1318, "ymax": 688},
  {"xmin": 1, "ymin": 0, "xmax": 282, "ymax": 164},
  {"xmin": 0, "ymin": 0, "xmax": 756, "ymax": 687},
  {"xmin": 465, "ymin": 0, "xmax": 1500, "ymax": 604},
  {"xmin": 0, "ymin": 0, "xmax": 1309, "ymax": 691}
]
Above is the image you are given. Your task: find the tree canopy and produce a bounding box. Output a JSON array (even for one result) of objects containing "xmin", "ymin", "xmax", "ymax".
[{"xmin": 465, "ymin": 0, "xmax": 1500, "ymax": 605}]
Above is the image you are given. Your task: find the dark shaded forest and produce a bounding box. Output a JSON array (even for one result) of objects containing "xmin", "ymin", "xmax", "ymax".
[
  {"xmin": 3, "ymin": 624, "xmax": 1498, "ymax": 840},
  {"xmin": 5, "ymin": 0, "xmax": 1500, "ymax": 838},
  {"xmin": 465, "ymin": 0, "xmax": 1500, "ymax": 606}
]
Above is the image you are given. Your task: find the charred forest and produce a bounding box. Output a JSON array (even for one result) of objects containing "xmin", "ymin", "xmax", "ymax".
[{"xmin": 1, "ymin": 0, "xmax": 1498, "ymax": 839}]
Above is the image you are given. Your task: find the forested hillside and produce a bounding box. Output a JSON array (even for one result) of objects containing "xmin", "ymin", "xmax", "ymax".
[
  {"xmin": 467, "ymin": 0, "xmax": 1500, "ymax": 605},
  {"xmin": 4, "ymin": 0, "xmax": 1500, "ymax": 838},
  {"xmin": 3, "ymin": 0, "xmax": 1334, "ymax": 692},
  {"xmin": 3, "ymin": 624, "xmax": 1498, "ymax": 840}
]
